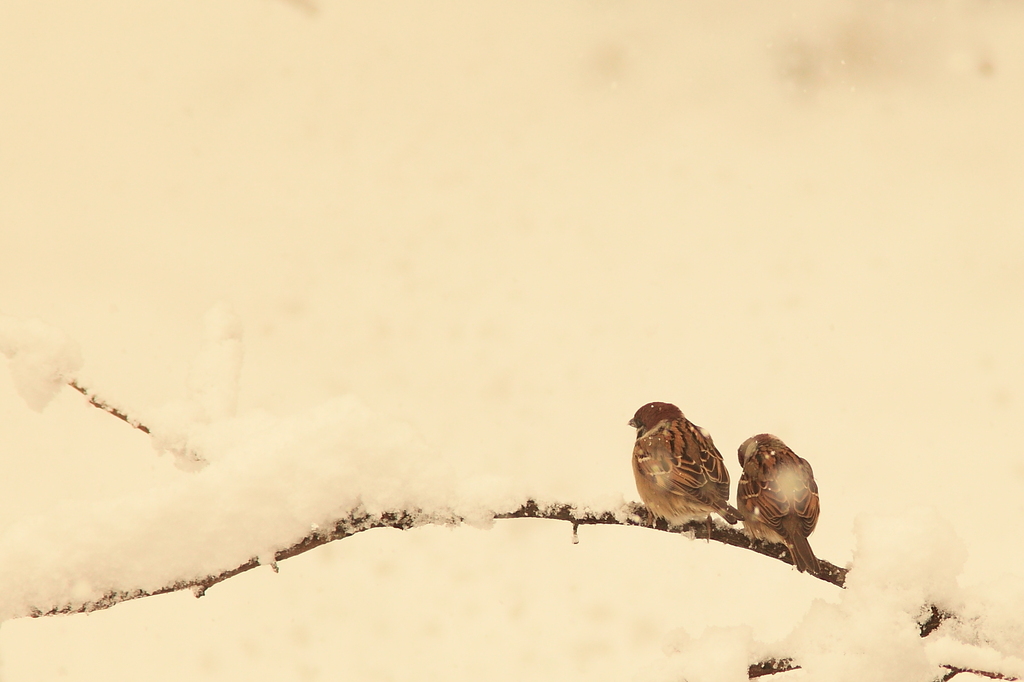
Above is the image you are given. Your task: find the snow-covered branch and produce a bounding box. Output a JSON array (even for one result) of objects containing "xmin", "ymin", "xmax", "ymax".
[
  {"xmin": 28, "ymin": 496, "xmax": 849, "ymax": 617},
  {"xmin": 30, "ymin": 504, "xmax": 460, "ymax": 616},
  {"xmin": 2, "ymin": 316, "xmax": 1020, "ymax": 682},
  {"xmin": 499, "ymin": 499, "xmax": 850, "ymax": 587},
  {"xmin": 747, "ymin": 660, "xmax": 1020, "ymax": 681},
  {"xmin": 25, "ymin": 495, "xmax": 1003, "ymax": 682}
]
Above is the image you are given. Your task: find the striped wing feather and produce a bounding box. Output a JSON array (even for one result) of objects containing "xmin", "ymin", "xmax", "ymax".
[
  {"xmin": 633, "ymin": 422, "xmax": 731, "ymax": 508},
  {"xmin": 738, "ymin": 448, "xmax": 819, "ymax": 538}
]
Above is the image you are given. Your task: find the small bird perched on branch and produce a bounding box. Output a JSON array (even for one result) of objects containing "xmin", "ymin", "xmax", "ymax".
[
  {"xmin": 629, "ymin": 402, "xmax": 741, "ymax": 530},
  {"xmin": 736, "ymin": 434, "xmax": 820, "ymax": 573}
]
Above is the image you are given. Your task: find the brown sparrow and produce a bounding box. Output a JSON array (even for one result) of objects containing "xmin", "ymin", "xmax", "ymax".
[
  {"xmin": 737, "ymin": 434, "xmax": 820, "ymax": 573},
  {"xmin": 629, "ymin": 402, "xmax": 741, "ymax": 528}
]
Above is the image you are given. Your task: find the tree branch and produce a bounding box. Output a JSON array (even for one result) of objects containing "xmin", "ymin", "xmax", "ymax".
[
  {"xmin": 31, "ymin": 499, "xmax": 847, "ymax": 618},
  {"xmin": 748, "ymin": 658, "xmax": 798, "ymax": 678},
  {"xmin": 31, "ymin": 505, "xmax": 458, "ymax": 617},
  {"xmin": 53, "ymin": 381, "xmax": 1010, "ymax": 682},
  {"xmin": 63, "ymin": 381, "xmax": 849, "ymax": 587},
  {"xmin": 31, "ymin": 499, "xmax": 998, "ymax": 680},
  {"xmin": 920, "ymin": 604, "xmax": 955, "ymax": 637},
  {"xmin": 497, "ymin": 499, "xmax": 848, "ymax": 587}
]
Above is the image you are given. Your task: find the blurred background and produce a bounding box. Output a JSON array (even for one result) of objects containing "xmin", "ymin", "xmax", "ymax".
[{"xmin": 1, "ymin": 1, "xmax": 1022, "ymax": 679}]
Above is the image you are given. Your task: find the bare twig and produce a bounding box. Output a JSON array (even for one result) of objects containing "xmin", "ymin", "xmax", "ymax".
[
  {"xmin": 939, "ymin": 665, "xmax": 1018, "ymax": 681},
  {"xmin": 68, "ymin": 380, "xmax": 150, "ymax": 434}
]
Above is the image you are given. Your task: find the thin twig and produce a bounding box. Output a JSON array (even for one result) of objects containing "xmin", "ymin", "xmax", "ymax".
[
  {"xmin": 939, "ymin": 665, "xmax": 1019, "ymax": 681},
  {"xmin": 68, "ymin": 380, "xmax": 150, "ymax": 434}
]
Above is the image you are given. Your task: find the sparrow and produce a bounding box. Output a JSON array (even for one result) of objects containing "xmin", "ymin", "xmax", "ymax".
[
  {"xmin": 629, "ymin": 402, "xmax": 741, "ymax": 529},
  {"xmin": 736, "ymin": 434, "xmax": 820, "ymax": 573}
]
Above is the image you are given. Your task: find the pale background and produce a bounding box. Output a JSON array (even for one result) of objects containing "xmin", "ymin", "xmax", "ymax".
[{"xmin": 1, "ymin": 1, "xmax": 1023, "ymax": 679}]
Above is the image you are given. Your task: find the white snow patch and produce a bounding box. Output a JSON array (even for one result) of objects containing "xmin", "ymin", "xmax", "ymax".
[
  {"xmin": 642, "ymin": 625, "xmax": 753, "ymax": 682},
  {"xmin": 143, "ymin": 304, "xmax": 244, "ymax": 470},
  {"xmin": 941, "ymin": 573, "xmax": 1024, "ymax": 667},
  {"xmin": 783, "ymin": 508, "xmax": 968, "ymax": 682},
  {"xmin": 0, "ymin": 315, "xmax": 82, "ymax": 411},
  {"xmin": 187, "ymin": 303, "xmax": 243, "ymax": 421},
  {"xmin": 0, "ymin": 394, "xmax": 482, "ymax": 620},
  {"xmin": 925, "ymin": 635, "xmax": 1024, "ymax": 680}
]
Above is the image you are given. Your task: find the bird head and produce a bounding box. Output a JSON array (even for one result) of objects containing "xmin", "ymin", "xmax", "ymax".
[
  {"xmin": 628, "ymin": 402, "xmax": 683, "ymax": 437},
  {"xmin": 738, "ymin": 433, "xmax": 783, "ymax": 466}
]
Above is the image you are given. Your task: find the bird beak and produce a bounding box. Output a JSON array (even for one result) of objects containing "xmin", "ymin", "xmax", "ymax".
[{"xmin": 628, "ymin": 418, "xmax": 639, "ymax": 428}]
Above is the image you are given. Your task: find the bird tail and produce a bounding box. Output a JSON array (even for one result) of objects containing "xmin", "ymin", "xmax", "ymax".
[
  {"xmin": 717, "ymin": 503, "xmax": 741, "ymax": 525},
  {"xmin": 786, "ymin": 530, "xmax": 820, "ymax": 574}
]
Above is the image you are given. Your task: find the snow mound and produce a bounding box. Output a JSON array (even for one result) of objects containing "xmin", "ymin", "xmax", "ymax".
[
  {"xmin": 144, "ymin": 304, "xmax": 245, "ymax": 470},
  {"xmin": 783, "ymin": 508, "xmax": 999, "ymax": 682},
  {"xmin": 651, "ymin": 626, "xmax": 753, "ymax": 682},
  {"xmin": 0, "ymin": 315, "xmax": 82, "ymax": 411},
  {"xmin": 0, "ymin": 394, "xmax": 481, "ymax": 620}
]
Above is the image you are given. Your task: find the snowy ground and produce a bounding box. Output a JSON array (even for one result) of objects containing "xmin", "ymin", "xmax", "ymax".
[{"xmin": 2, "ymin": 1, "xmax": 1024, "ymax": 680}]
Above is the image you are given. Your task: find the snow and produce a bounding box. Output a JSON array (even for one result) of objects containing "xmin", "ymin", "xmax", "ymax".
[
  {"xmin": 0, "ymin": 316, "xmax": 82, "ymax": 412},
  {"xmin": 926, "ymin": 637, "xmax": 1024, "ymax": 682},
  {"xmin": 2, "ymin": 0, "xmax": 1024, "ymax": 680},
  {"xmin": 184, "ymin": 304, "xmax": 244, "ymax": 422},
  {"xmin": 0, "ymin": 388, "xmax": 484, "ymax": 619},
  {"xmin": 781, "ymin": 510, "xmax": 963, "ymax": 682},
  {"xmin": 0, "ymin": 315, "xmax": 542, "ymax": 619},
  {"xmin": 958, "ymin": 578, "xmax": 1024, "ymax": 664},
  {"xmin": 651, "ymin": 626, "xmax": 754, "ymax": 682},
  {"xmin": 145, "ymin": 304, "xmax": 245, "ymax": 470},
  {"xmin": 1, "ymin": 310, "xmax": 1019, "ymax": 678},
  {"xmin": 623, "ymin": 507, "xmax": 1021, "ymax": 682}
]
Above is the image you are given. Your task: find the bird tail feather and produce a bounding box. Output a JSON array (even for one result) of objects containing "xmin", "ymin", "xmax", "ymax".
[
  {"xmin": 717, "ymin": 503, "xmax": 741, "ymax": 525},
  {"xmin": 785, "ymin": 525, "xmax": 820, "ymax": 574}
]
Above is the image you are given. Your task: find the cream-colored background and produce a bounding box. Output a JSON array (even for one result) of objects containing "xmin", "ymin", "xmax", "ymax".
[{"xmin": 2, "ymin": 1, "xmax": 1023, "ymax": 679}]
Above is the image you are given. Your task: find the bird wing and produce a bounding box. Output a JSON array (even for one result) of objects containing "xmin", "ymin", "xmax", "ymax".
[
  {"xmin": 633, "ymin": 424, "xmax": 731, "ymax": 508},
  {"xmin": 792, "ymin": 456, "xmax": 820, "ymax": 537},
  {"xmin": 686, "ymin": 421, "xmax": 733, "ymax": 500},
  {"xmin": 738, "ymin": 448, "xmax": 819, "ymax": 538}
]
